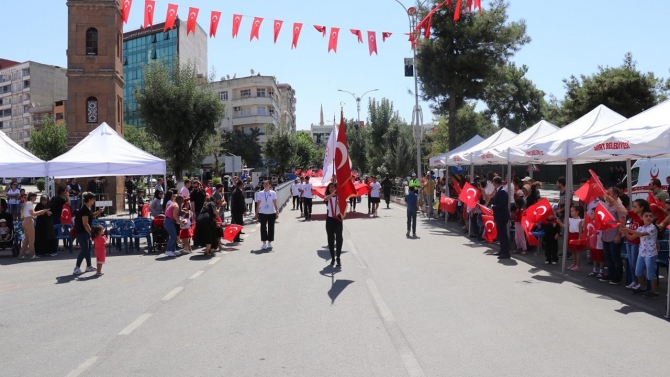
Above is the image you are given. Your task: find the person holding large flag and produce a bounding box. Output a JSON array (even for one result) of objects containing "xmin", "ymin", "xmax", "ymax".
[{"xmin": 323, "ymin": 182, "xmax": 343, "ymax": 267}]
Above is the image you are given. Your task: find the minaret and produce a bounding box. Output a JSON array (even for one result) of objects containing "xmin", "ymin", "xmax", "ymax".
[{"xmin": 319, "ymin": 104, "xmax": 324, "ymax": 126}]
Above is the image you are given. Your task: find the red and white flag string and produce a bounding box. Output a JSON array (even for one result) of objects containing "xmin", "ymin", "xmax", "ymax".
[{"xmin": 126, "ymin": 0, "xmax": 482, "ymax": 56}]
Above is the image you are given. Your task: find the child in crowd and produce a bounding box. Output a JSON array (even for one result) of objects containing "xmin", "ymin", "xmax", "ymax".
[
  {"xmin": 19, "ymin": 189, "xmax": 27, "ymax": 205},
  {"xmin": 588, "ymin": 231, "xmax": 605, "ymax": 278},
  {"xmin": 0, "ymin": 219, "xmax": 10, "ymax": 241},
  {"xmin": 405, "ymin": 186, "xmax": 418, "ymax": 238},
  {"xmin": 542, "ymin": 215, "xmax": 560, "ymax": 264},
  {"xmin": 565, "ymin": 205, "xmax": 584, "ymax": 271},
  {"xmin": 179, "ymin": 210, "xmax": 193, "ymax": 254},
  {"xmin": 511, "ymin": 198, "xmax": 527, "ymax": 255},
  {"xmin": 621, "ymin": 211, "xmax": 660, "ymax": 298},
  {"xmin": 91, "ymin": 225, "xmax": 107, "ymax": 276}
]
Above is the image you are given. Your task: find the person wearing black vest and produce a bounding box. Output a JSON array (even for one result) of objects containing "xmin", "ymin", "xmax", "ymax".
[
  {"xmin": 324, "ymin": 183, "xmax": 343, "ymax": 267},
  {"xmin": 491, "ymin": 177, "xmax": 511, "ymax": 259},
  {"xmin": 230, "ymin": 181, "xmax": 247, "ymax": 243}
]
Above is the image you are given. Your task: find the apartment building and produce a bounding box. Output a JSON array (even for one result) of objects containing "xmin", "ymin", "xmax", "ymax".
[
  {"xmin": 0, "ymin": 60, "xmax": 67, "ymax": 146},
  {"xmin": 277, "ymin": 83, "xmax": 297, "ymax": 133},
  {"xmin": 212, "ymin": 75, "xmax": 283, "ymax": 143}
]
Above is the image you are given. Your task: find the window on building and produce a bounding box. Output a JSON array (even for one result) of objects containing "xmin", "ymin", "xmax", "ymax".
[
  {"xmin": 0, "ymin": 121, "xmax": 3, "ymax": 128},
  {"xmin": 150, "ymin": 49, "xmax": 157, "ymax": 60},
  {"xmin": 241, "ymin": 108, "xmax": 251, "ymax": 116},
  {"xmin": 55, "ymin": 113, "xmax": 64, "ymax": 120},
  {"xmin": 22, "ymin": 68, "xmax": 29, "ymax": 77},
  {"xmin": 240, "ymin": 89, "xmax": 251, "ymax": 98},
  {"xmin": 219, "ymin": 91, "xmax": 228, "ymax": 101},
  {"xmin": 117, "ymin": 32, "xmax": 122, "ymax": 59},
  {"xmin": 257, "ymin": 107, "xmax": 267, "ymax": 116},
  {"xmin": 86, "ymin": 28, "xmax": 99, "ymax": 55},
  {"xmin": 86, "ymin": 97, "xmax": 98, "ymax": 123},
  {"xmin": 23, "ymin": 80, "xmax": 29, "ymax": 89},
  {"xmin": 118, "ymin": 96, "xmax": 122, "ymax": 124},
  {"xmin": 257, "ymin": 88, "xmax": 266, "ymax": 97}
]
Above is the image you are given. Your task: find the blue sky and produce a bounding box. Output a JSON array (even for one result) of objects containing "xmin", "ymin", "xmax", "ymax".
[{"xmin": 6, "ymin": 0, "xmax": 669, "ymax": 130}]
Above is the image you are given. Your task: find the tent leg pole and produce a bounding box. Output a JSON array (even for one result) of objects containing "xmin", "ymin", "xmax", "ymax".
[
  {"xmin": 561, "ymin": 159, "xmax": 573, "ymax": 275},
  {"xmin": 626, "ymin": 159, "xmax": 632, "ymax": 206}
]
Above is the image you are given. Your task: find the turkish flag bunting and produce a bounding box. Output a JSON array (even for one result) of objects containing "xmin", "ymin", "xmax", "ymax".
[
  {"xmin": 521, "ymin": 218, "xmax": 539, "ymax": 247},
  {"xmin": 594, "ymin": 203, "xmax": 620, "ymax": 230},
  {"xmin": 292, "ymin": 23, "xmax": 303, "ymax": 49},
  {"xmin": 223, "ymin": 224, "xmax": 243, "ymax": 242},
  {"xmin": 405, "ymin": 33, "xmax": 417, "ymax": 50},
  {"xmin": 382, "ymin": 32, "xmax": 392, "ymax": 42},
  {"xmin": 482, "ymin": 215, "xmax": 497, "ymax": 243},
  {"xmin": 273, "ymin": 20, "xmax": 283, "ymax": 43},
  {"xmin": 457, "ymin": 181, "xmax": 480, "ymax": 210},
  {"xmin": 328, "ymin": 27, "xmax": 340, "ymax": 53},
  {"xmin": 164, "ymin": 4, "xmax": 178, "ymax": 32},
  {"xmin": 187, "ymin": 7, "xmax": 199, "ymax": 35},
  {"xmin": 575, "ymin": 170, "xmax": 606, "ymax": 204},
  {"xmin": 467, "ymin": 0, "xmax": 474, "ymax": 11},
  {"xmin": 232, "ymin": 14, "xmax": 243, "ymax": 38},
  {"xmin": 525, "ymin": 198, "xmax": 554, "ymax": 224},
  {"xmin": 647, "ymin": 193, "xmax": 667, "ymax": 221},
  {"xmin": 475, "ymin": 0, "xmax": 483, "ymax": 13},
  {"xmin": 210, "ymin": 11, "xmax": 222, "ymax": 38},
  {"xmin": 143, "ymin": 0, "xmax": 155, "ymax": 29},
  {"xmin": 454, "ymin": 0, "xmax": 462, "ymax": 21},
  {"xmin": 424, "ymin": 16, "xmax": 432, "ymax": 39},
  {"xmin": 335, "ymin": 114, "xmax": 357, "ymax": 219},
  {"xmin": 314, "ymin": 25, "xmax": 326, "ymax": 37},
  {"xmin": 350, "ymin": 29, "xmax": 362, "ymax": 43},
  {"xmin": 122, "ymin": 0, "xmax": 133, "ymax": 24},
  {"xmin": 367, "ymin": 31, "xmax": 378, "ymax": 56},
  {"xmin": 250, "ymin": 17, "xmax": 264, "ymax": 41},
  {"xmin": 440, "ymin": 196, "xmax": 457, "ymax": 214},
  {"xmin": 478, "ymin": 203, "xmax": 493, "ymax": 216}
]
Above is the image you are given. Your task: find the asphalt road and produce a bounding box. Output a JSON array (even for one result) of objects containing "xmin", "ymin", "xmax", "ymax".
[{"xmin": 1, "ymin": 201, "xmax": 669, "ymax": 377}]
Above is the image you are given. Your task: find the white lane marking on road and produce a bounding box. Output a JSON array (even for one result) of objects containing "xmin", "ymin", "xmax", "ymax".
[
  {"xmin": 346, "ymin": 239, "xmax": 367, "ymax": 269},
  {"xmin": 161, "ymin": 287, "xmax": 183, "ymax": 301},
  {"xmin": 188, "ymin": 270, "xmax": 204, "ymax": 280},
  {"xmin": 208, "ymin": 257, "xmax": 221, "ymax": 265},
  {"xmin": 366, "ymin": 279, "xmax": 426, "ymax": 377},
  {"xmin": 118, "ymin": 313, "xmax": 152, "ymax": 335},
  {"xmin": 241, "ymin": 234, "xmax": 250, "ymax": 239},
  {"xmin": 65, "ymin": 356, "xmax": 98, "ymax": 377},
  {"xmin": 366, "ymin": 279, "xmax": 395, "ymax": 322}
]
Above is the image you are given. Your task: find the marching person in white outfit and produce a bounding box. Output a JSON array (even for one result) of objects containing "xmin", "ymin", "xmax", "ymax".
[
  {"xmin": 255, "ymin": 180, "xmax": 279, "ymax": 250},
  {"xmin": 369, "ymin": 176, "xmax": 382, "ymax": 218}
]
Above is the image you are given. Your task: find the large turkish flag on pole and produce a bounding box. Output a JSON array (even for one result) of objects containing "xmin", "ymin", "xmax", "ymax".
[{"xmin": 335, "ymin": 113, "xmax": 357, "ymax": 219}]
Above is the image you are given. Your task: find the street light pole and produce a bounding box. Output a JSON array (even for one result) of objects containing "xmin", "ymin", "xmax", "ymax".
[
  {"xmin": 337, "ymin": 89, "xmax": 379, "ymax": 128},
  {"xmin": 395, "ymin": 0, "xmax": 425, "ymax": 177}
]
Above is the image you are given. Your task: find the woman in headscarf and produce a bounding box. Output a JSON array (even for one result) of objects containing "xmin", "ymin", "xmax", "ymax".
[
  {"xmin": 194, "ymin": 202, "xmax": 219, "ymax": 256},
  {"xmin": 19, "ymin": 192, "xmax": 51, "ymax": 259},
  {"xmin": 34, "ymin": 194, "xmax": 56, "ymax": 256}
]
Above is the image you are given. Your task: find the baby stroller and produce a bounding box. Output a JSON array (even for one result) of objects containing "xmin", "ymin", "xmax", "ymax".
[
  {"xmin": 151, "ymin": 215, "xmax": 168, "ymax": 253},
  {"xmin": 0, "ymin": 217, "xmax": 16, "ymax": 257}
]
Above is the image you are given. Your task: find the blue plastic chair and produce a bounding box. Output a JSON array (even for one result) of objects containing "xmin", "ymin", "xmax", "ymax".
[
  {"xmin": 131, "ymin": 218, "xmax": 152, "ymax": 252},
  {"xmin": 531, "ymin": 230, "xmax": 545, "ymax": 256},
  {"xmin": 109, "ymin": 220, "xmax": 134, "ymax": 254},
  {"xmin": 54, "ymin": 224, "xmax": 73, "ymax": 254}
]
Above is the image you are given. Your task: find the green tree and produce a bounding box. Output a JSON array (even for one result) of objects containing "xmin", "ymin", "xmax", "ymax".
[
  {"xmin": 417, "ymin": 0, "xmax": 529, "ymax": 149},
  {"xmin": 311, "ymin": 146, "xmax": 325, "ymax": 169},
  {"xmin": 28, "ymin": 115, "xmax": 68, "ymax": 160},
  {"xmin": 367, "ymin": 98, "xmax": 401, "ymax": 175},
  {"xmin": 123, "ymin": 124, "xmax": 163, "ymax": 157},
  {"xmin": 204, "ymin": 133, "xmax": 224, "ymax": 175},
  {"xmin": 482, "ymin": 63, "xmax": 546, "ymax": 133},
  {"xmin": 134, "ymin": 59, "xmax": 225, "ymax": 179},
  {"xmin": 290, "ymin": 131, "xmax": 315, "ymax": 170},
  {"xmin": 264, "ymin": 132, "xmax": 294, "ymax": 174},
  {"xmin": 346, "ymin": 119, "xmax": 368, "ymax": 174},
  {"xmin": 556, "ymin": 53, "xmax": 667, "ymax": 123},
  {"xmin": 221, "ymin": 128, "xmax": 263, "ymax": 168},
  {"xmin": 383, "ymin": 123, "xmax": 415, "ymax": 178},
  {"xmin": 430, "ymin": 104, "xmax": 496, "ymax": 157}
]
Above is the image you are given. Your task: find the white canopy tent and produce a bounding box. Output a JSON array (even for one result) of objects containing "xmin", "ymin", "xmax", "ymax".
[
  {"xmin": 47, "ymin": 122, "xmax": 166, "ymax": 178},
  {"xmin": 570, "ymin": 99, "xmax": 670, "ymax": 162},
  {"xmin": 428, "ymin": 135, "xmax": 485, "ymax": 166},
  {"xmin": 475, "ymin": 120, "xmax": 560, "ymax": 166},
  {"xmin": 0, "ymin": 130, "xmax": 48, "ymax": 177},
  {"xmin": 447, "ymin": 128, "xmax": 518, "ymax": 166},
  {"xmin": 508, "ymin": 105, "xmax": 626, "ymax": 164}
]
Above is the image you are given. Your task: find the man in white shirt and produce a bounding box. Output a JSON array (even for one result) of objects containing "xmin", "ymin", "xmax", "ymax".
[
  {"xmin": 301, "ymin": 176, "xmax": 314, "ymax": 221},
  {"xmin": 180, "ymin": 179, "xmax": 191, "ymax": 211},
  {"xmin": 291, "ymin": 178, "xmax": 301, "ymax": 211},
  {"xmin": 369, "ymin": 176, "xmax": 382, "ymax": 218}
]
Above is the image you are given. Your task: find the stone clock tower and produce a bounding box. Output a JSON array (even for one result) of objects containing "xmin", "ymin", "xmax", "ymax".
[{"xmin": 66, "ymin": 0, "xmax": 125, "ymax": 211}]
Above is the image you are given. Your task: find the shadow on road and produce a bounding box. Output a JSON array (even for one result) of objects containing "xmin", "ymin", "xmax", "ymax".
[
  {"xmin": 319, "ymin": 266, "xmax": 354, "ymax": 305},
  {"xmin": 316, "ymin": 247, "xmax": 348, "ymax": 261}
]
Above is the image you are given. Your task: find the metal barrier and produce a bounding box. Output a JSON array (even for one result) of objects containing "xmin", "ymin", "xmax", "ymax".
[{"xmin": 274, "ymin": 181, "xmax": 293, "ymax": 213}]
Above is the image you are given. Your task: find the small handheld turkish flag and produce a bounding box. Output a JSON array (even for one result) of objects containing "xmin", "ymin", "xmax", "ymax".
[
  {"xmin": 575, "ymin": 169, "xmax": 606, "ymax": 204},
  {"xmin": 525, "ymin": 198, "xmax": 554, "ymax": 224},
  {"xmin": 60, "ymin": 205, "xmax": 72, "ymax": 225},
  {"xmin": 478, "ymin": 204, "xmax": 493, "ymax": 216},
  {"xmin": 594, "ymin": 203, "xmax": 620, "ymax": 230},
  {"xmin": 647, "ymin": 193, "xmax": 667, "ymax": 221},
  {"xmin": 440, "ymin": 196, "xmax": 457, "ymax": 214},
  {"xmin": 223, "ymin": 225, "xmax": 243, "ymax": 243},
  {"xmin": 482, "ymin": 215, "xmax": 497, "ymax": 243},
  {"xmin": 457, "ymin": 182, "xmax": 480, "ymax": 210},
  {"xmin": 521, "ymin": 218, "xmax": 539, "ymax": 247}
]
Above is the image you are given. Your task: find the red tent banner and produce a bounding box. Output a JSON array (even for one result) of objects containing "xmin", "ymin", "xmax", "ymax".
[
  {"xmin": 328, "ymin": 27, "xmax": 340, "ymax": 53},
  {"xmin": 367, "ymin": 31, "xmax": 378, "ymax": 56},
  {"xmin": 232, "ymin": 14, "xmax": 243, "ymax": 38},
  {"xmin": 335, "ymin": 114, "xmax": 357, "ymax": 218},
  {"xmin": 273, "ymin": 20, "xmax": 283, "ymax": 43},
  {"xmin": 223, "ymin": 224, "xmax": 243, "ymax": 242},
  {"xmin": 164, "ymin": 3, "xmax": 178, "ymax": 32},
  {"xmin": 143, "ymin": 0, "xmax": 155, "ymax": 29},
  {"xmin": 210, "ymin": 11, "xmax": 222, "ymax": 37},
  {"xmin": 250, "ymin": 17, "xmax": 263, "ymax": 41},
  {"xmin": 594, "ymin": 203, "xmax": 620, "ymax": 230},
  {"xmin": 122, "ymin": 0, "xmax": 133, "ymax": 24},
  {"xmin": 351, "ymin": 29, "xmax": 362, "ymax": 43},
  {"xmin": 186, "ymin": 7, "xmax": 199, "ymax": 35},
  {"xmin": 292, "ymin": 22, "xmax": 303, "ymax": 49},
  {"xmin": 457, "ymin": 182, "xmax": 480, "ymax": 210},
  {"xmin": 440, "ymin": 196, "xmax": 457, "ymax": 214},
  {"xmin": 482, "ymin": 215, "xmax": 497, "ymax": 243}
]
